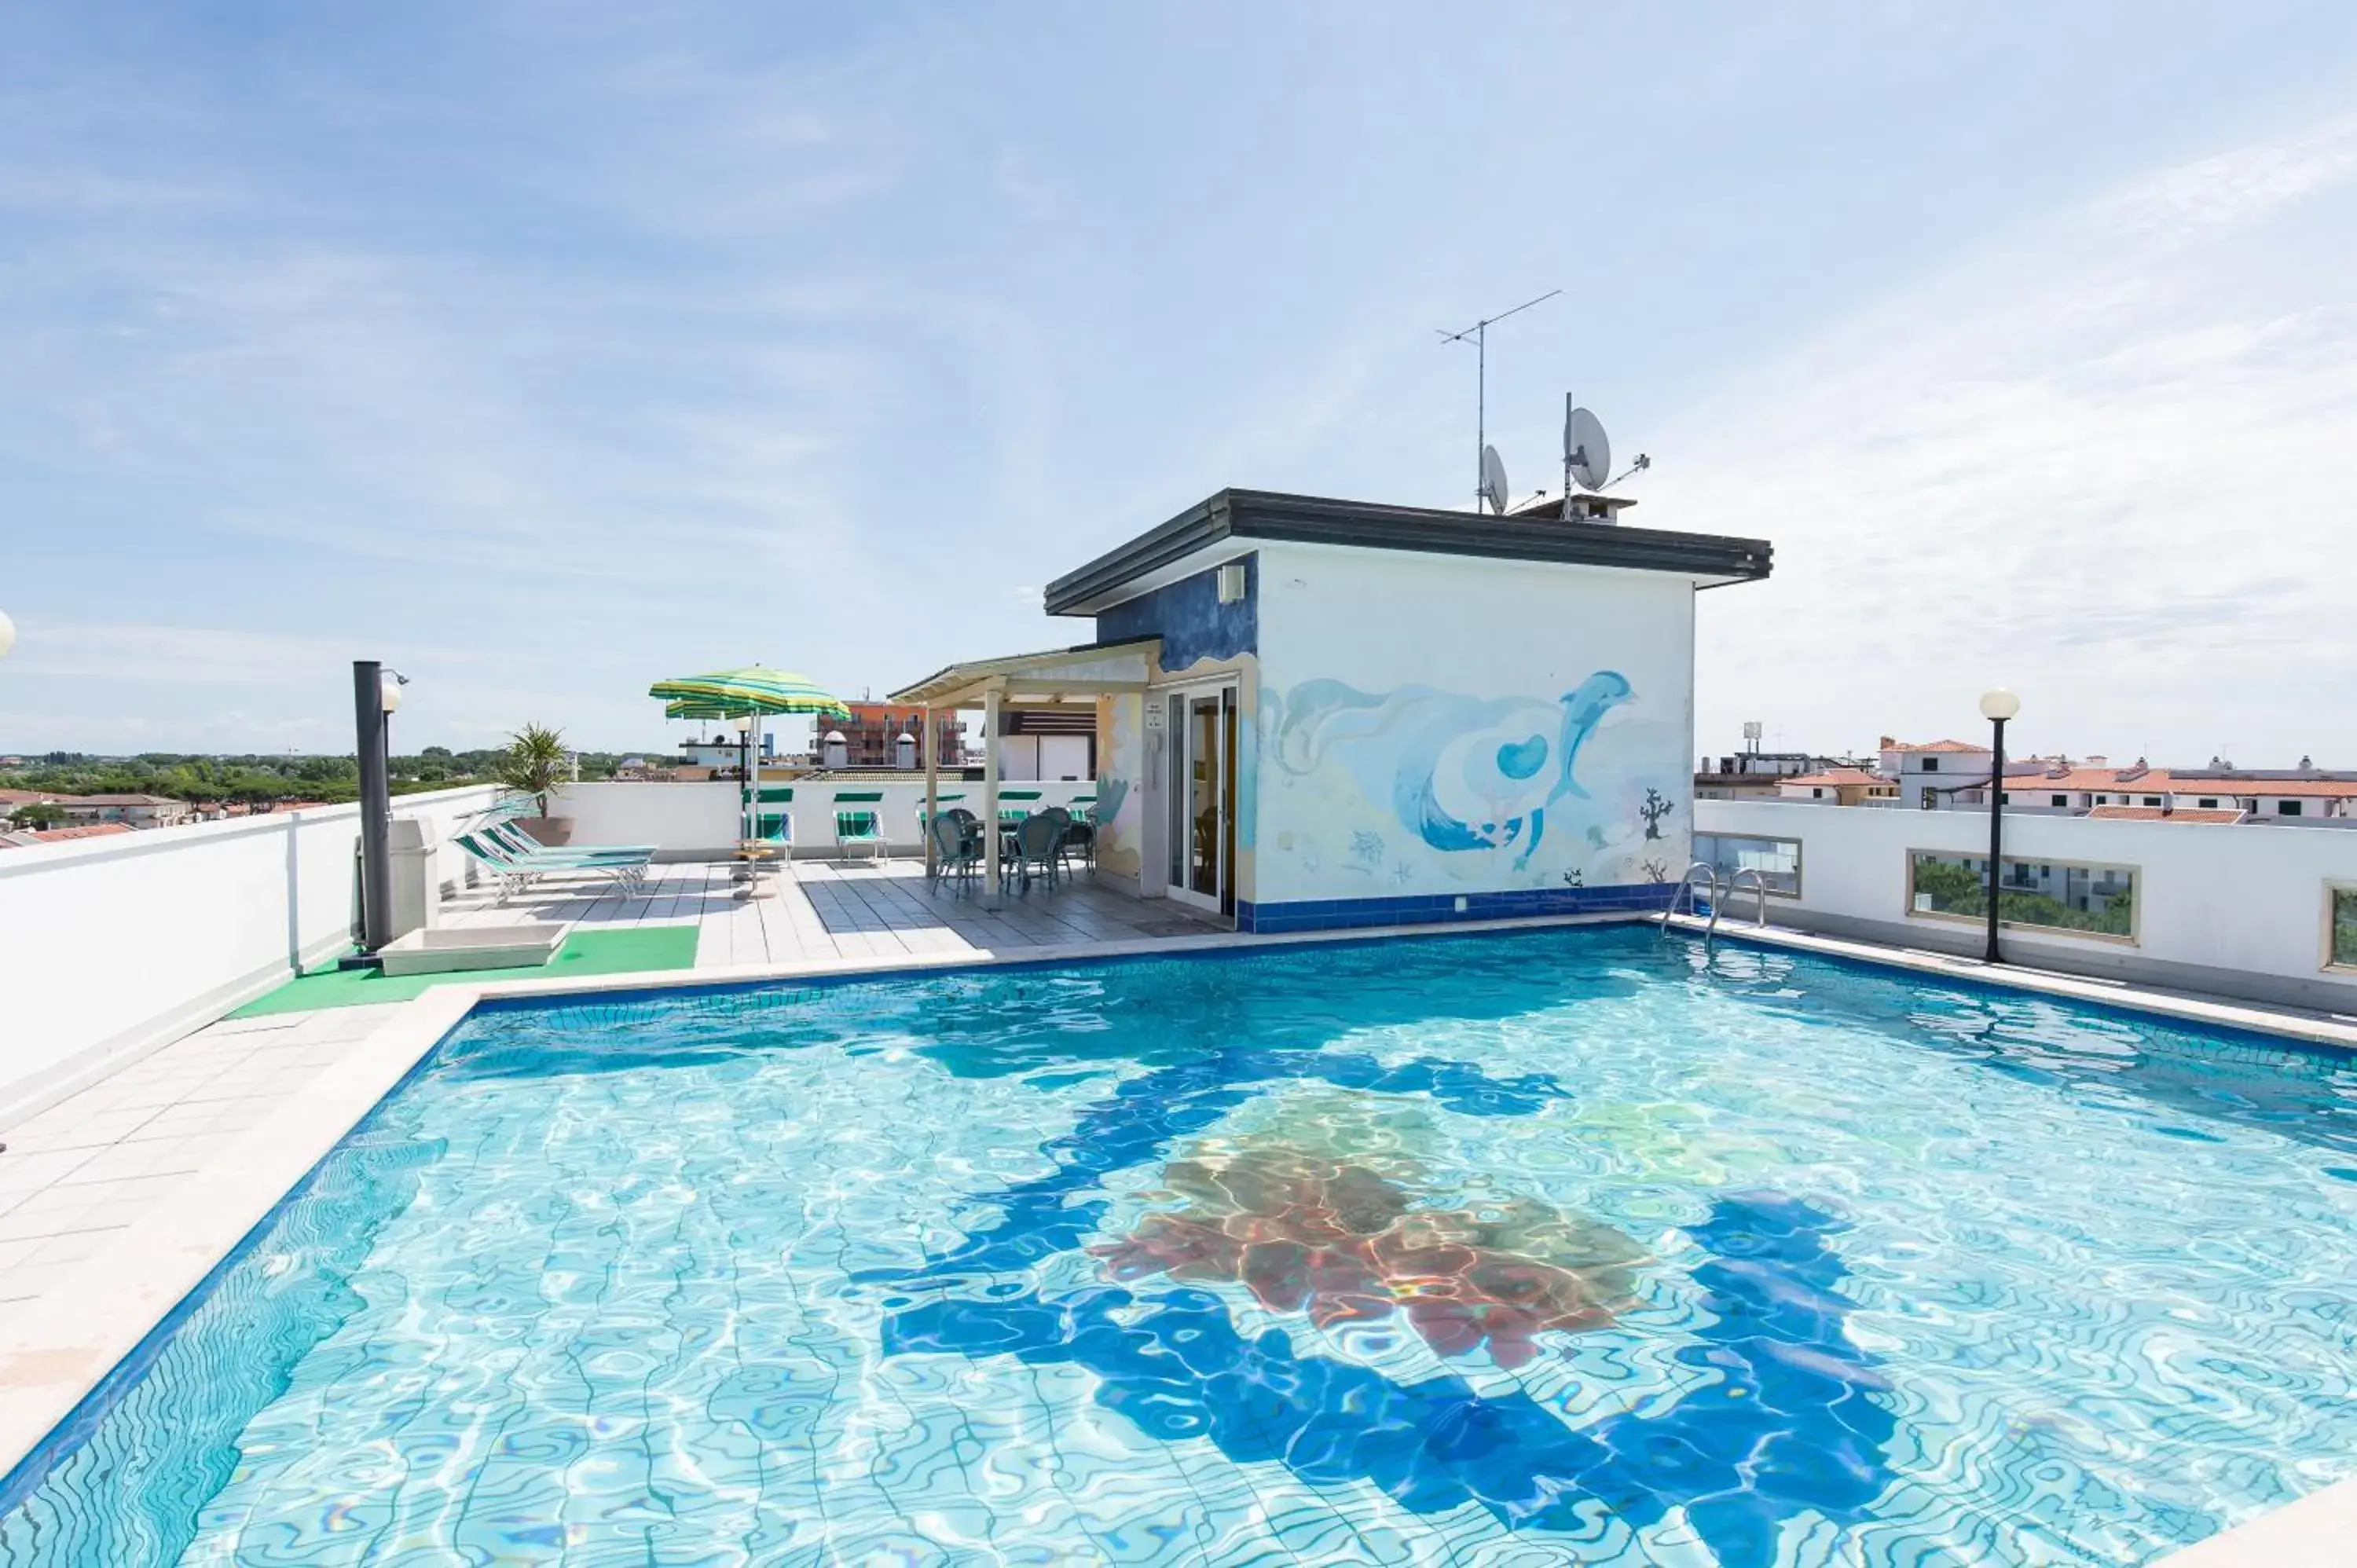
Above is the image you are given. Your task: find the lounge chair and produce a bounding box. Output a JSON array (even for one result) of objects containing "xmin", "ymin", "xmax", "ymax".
[
  {"xmin": 486, "ymin": 820, "xmax": 654, "ymax": 859},
  {"xmin": 452, "ymin": 830, "xmax": 651, "ymax": 904},
  {"xmin": 832, "ymin": 790, "xmax": 888, "ymax": 865}
]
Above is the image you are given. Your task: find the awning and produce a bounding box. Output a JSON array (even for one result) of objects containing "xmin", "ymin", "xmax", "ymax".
[{"xmin": 887, "ymin": 637, "xmax": 1159, "ymax": 709}]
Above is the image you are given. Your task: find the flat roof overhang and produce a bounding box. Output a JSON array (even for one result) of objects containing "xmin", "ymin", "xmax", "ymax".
[
  {"xmin": 1046, "ymin": 488, "xmax": 1774, "ymax": 615},
  {"xmin": 886, "ymin": 637, "xmax": 1160, "ymax": 709}
]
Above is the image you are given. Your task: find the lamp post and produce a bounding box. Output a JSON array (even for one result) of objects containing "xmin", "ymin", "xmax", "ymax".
[
  {"xmin": 1978, "ymin": 687, "xmax": 2020, "ymax": 963},
  {"xmin": 351, "ymin": 661, "xmax": 409, "ymax": 955}
]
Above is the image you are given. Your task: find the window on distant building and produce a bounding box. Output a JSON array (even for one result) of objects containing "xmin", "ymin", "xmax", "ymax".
[
  {"xmin": 1812, "ymin": 787, "xmax": 1824, "ymax": 798},
  {"xmin": 2198, "ymin": 798, "xmax": 2218, "ymax": 809},
  {"xmin": 2051, "ymin": 794, "xmax": 2067, "ymax": 808},
  {"xmin": 2143, "ymin": 796, "xmax": 2161, "ymax": 807},
  {"xmin": 1922, "ymin": 757, "xmax": 1941, "ymax": 772},
  {"xmin": 2281, "ymin": 800, "xmax": 2304, "ymax": 816}
]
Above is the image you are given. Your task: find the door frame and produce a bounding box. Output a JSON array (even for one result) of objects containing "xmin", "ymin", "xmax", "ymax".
[{"xmin": 1161, "ymin": 679, "xmax": 1237, "ymax": 914}]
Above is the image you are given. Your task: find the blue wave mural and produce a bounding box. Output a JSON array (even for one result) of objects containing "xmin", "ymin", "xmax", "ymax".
[{"xmin": 1270, "ymin": 673, "xmax": 1632, "ymax": 869}]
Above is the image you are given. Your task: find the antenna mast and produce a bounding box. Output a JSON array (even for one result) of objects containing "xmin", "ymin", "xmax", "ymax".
[{"xmin": 1439, "ymin": 288, "xmax": 1559, "ymax": 511}]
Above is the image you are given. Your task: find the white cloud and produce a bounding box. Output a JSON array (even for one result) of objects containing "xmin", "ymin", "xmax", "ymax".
[{"xmin": 1663, "ymin": 111, "xmax": 2357, "ymax": 765}]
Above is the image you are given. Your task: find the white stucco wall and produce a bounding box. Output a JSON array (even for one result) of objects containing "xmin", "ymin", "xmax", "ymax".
[
  {"xmin": 0, "ymin": 784, "xmax": 502, "ymax": 1127},
  {"xmin": 551, "ymin": 779, "xmax": 1102, "ymax": 858},
  {"xmin": 1249, "ymin": 541, "xmax": 1699, "ymax": 905},
  {"xmin": 1694, "ymin": 797, "xmax": 2357, "ymax": 1008}
]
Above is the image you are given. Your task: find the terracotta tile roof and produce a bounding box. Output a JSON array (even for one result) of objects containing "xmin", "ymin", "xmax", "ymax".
[
  {"xmin": 1884, "ymin": 738, "xmax": 1985, "ymax": 753},
  {"xmin": 2084, "ymin": 805, "xmax": 2244, "ymax": 824},
  {"xmin": 0, "ymin": 788, "xmax": 58, "ymax": 804},
  {"xmin": 2184, "ymin": 777, "xmax": 2357, "ymax": 799},
  {"xmin": 1782, "ymin": 768, "xmax": 1890, "ymax": 788},
  {"xmin": 2006, "ymin": 767, "xmax": 2176, "ymax": 795},
  {"xmin": 16, "ymin": 822, "xmax": 137, "ymax": 843}
]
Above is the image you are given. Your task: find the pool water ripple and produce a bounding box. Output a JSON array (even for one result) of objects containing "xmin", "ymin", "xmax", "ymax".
[{"xmin": 3, "ymin": 925, "xmax": 2355, "ymax": 1565}]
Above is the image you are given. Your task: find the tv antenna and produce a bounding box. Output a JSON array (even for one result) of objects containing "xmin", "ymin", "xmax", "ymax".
[{"xmin": 1439, "ymin": 289, "xmax": 1559, "ymax": 512}]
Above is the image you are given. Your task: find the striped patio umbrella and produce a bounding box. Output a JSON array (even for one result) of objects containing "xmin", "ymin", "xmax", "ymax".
[
  {"xmin": 648, "ymin": 666, "xmax": 852, "ymax": 840},
  {"xmin": 647, "ymin": 666, "xmax": 852, "ymax": 721}
]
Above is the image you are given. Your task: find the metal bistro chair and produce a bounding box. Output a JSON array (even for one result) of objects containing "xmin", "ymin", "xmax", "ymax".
[
  {"xmin": 1014, "ymin": 811, "xmax": 1064, "ymax": 893},
  {"xmin": 915, "ymin": 791, "xmax": 966, "ymax": 837},
  {"xmin": 1061, "ymin": 797, "xmax": 1097, "ymax": 874},
  {"xmin": 929, "ymin": 809, "xmax": 982, "ymax": 890},
  {"xmin": 831, "ymin": 789, "xmax": 888, "ymax": 866}
]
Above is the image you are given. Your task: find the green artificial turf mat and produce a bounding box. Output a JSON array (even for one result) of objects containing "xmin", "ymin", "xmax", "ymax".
[{"xmin": 230, "ymin": 925, "xmax": 702, "ymax": 1017}]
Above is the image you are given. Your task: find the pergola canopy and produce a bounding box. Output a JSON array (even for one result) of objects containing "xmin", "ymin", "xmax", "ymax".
[{"xmin": 886, "ymin": 637, "xmax": 1159, "ymax": 709}]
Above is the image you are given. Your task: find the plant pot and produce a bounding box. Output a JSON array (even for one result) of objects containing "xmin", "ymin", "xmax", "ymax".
[{"xmin": 515, "ymin": 815, "xmax": 574, "ymax": 847}]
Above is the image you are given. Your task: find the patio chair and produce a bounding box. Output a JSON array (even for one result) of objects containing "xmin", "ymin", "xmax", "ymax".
[
  {"xmin": 929, "ymin": 810, "xmax": 981, "ymax": 890},
  {"xmin": 1061, "ymin": 800, "xmax": 1096, "ymax": 873},
  {"xmin": 915, "ymin": 792, "xmax": 966, "ymax": 836},
  {"xmin": 832, "ymin": 789, "xmax": 888, "ymax": 865},
  {"xmin": 1014, "ymin": 811, "xmax": 1063, "ymax": 892}
]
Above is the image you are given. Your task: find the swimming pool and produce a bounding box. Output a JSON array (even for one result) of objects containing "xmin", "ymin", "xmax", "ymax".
[{"xmin": 5, "ymin": 925, "xmax": 2355, "ymax": 1565}]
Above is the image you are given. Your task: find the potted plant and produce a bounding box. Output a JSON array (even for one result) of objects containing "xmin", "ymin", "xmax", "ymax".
[{"xmin": 493, "ymin": 723, "xmax": 576, "ymax": 845}]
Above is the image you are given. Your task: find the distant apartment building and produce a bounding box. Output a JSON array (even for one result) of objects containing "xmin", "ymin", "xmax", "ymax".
[
  {"xmin": 1877, "ymin": 738, "xmax": 1996, "ymax": 810},
  {"xmin": 823, "ymin": 702, "xmax": 970, "ymax": 771},
  {"xmin": 1695, "ymin": 749, "xmax": 1865, "ymax": 800},
  {"xmin": 0, "ymin": 788, "xmax": 60, "ymax": 824},
  {"xmin": 1912, "ymin": 753, "xmax": 2357, "ymax": 823},
  {"xmin": 55, "ymin": 794, "xmax": 194, "ymax": 829},
  {"xmin": 1776, "ymin": 767, "xmax": 1900, "ymax": 805}
]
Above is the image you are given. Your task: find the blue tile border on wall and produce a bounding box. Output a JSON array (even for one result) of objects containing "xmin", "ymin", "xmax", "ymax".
[{"xmin": 1234, "ymin": 882, "xmax": 1677, "ymax": 934}]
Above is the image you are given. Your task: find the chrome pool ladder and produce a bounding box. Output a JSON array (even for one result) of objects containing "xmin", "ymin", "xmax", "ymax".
[
  {"xmin": 1659, "ymin": 862, "xmax": 1718, "ymax": 940},
  {"xmin": 1659, "ymin": 862, "xmax": 1770, "ymax": 951}
]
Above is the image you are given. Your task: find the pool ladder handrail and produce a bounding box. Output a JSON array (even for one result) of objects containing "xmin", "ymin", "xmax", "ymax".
[
  {"xmin": 1660, "ymin": 863, "xmax": 1770, "ymax": 950},
  {"xmin": 1729, "ymin": 867, "xmax": 1772, "ymax": 931},
  {"xmin": 1659, "ymin": 861, "xmax": 1719, "ymax": 940}
]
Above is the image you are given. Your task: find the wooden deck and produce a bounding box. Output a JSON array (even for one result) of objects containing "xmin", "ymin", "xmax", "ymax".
[{"xmin": 438, "ymin": 858, "xmax": 1229, "ymax": 967}]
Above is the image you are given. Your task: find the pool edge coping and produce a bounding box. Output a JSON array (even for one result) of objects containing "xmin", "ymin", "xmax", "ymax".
[{"xmin": 3, "ymin": 910, "xmax": 2351, "ymax": 1560}]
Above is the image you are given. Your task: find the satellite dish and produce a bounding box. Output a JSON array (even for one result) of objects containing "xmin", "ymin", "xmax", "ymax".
[
  {"xmin": 1479, "ymin": 445, "xmax": 1510, "ymax": 515},
  {"xmin": 1564, "ymin": 406, "xmax": 1611, "ymax": 492}
]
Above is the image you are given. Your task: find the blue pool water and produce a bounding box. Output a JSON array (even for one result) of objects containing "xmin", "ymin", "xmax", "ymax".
[{"xmin": 5, "ymin": 925, "xmax": 2356, "ymax": 1565}]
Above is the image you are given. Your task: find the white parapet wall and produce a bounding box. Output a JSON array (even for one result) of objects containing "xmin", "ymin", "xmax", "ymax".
[
  {"xmin": 0, "ymin": 784, "xmax": 504, "ymax": 1128},
  {"xmin": 1692, "ymin": 798, "xmax": 2357, "ymax": 1011},
  {"xmin": 550, "ymin": 779, "xmax": 1102, "ymax": 859}
]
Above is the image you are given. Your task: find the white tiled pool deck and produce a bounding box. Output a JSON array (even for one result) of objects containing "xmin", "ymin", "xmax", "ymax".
[{"xmin": 442, "ymin": 856, "xmax": 1230, "ymax": 962}]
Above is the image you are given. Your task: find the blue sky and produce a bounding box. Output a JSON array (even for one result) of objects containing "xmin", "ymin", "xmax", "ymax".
[{"xmin": 3, "ymin": 2, "xmax": 2353, "ymax": 763}]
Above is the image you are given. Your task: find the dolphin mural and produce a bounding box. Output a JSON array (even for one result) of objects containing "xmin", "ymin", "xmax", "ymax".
[{"xmin": 1270, "ymin": 672, "xmax": 1632, "ymax": 868}]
